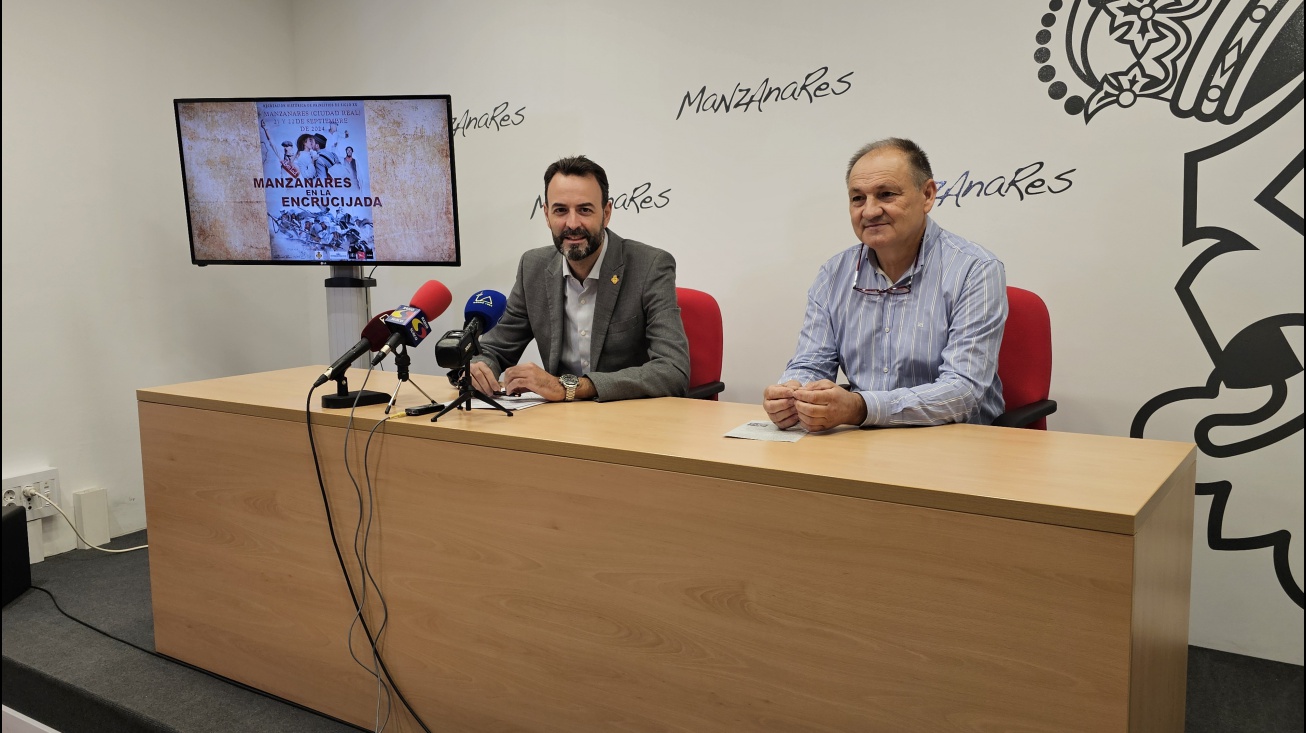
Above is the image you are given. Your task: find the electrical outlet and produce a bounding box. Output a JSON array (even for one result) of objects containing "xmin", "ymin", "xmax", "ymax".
[{"xmin": 2, "ymin": 469, "xmax": 60, "ymax": 521}]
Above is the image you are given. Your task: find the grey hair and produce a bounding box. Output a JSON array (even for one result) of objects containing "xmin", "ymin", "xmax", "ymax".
[{"xmin": 845, "ymin": 138, "xmax": 933, "ymax": 188}]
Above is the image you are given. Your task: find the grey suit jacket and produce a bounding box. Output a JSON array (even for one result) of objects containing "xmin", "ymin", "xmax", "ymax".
[{"xmin": 474, "ymin": 229, "xmax": 690, "ymax": 401}]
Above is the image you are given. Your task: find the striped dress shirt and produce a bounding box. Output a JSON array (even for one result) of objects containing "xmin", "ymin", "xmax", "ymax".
[{"xmin": 781, "ymin": 217, "xmax": 1007, "ymax": 426}]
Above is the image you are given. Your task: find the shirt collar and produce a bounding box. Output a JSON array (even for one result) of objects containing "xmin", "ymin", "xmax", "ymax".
[
  {"xmin": 872, "ymin": 215, "xmax": 935, "ymax": 284},
  {"xmin": 561, "ymin": 230, "xmax": 609, "ymax": 282},
  {"xmin": 915, "ymin": 216, "xmax": 938, "ymax": 276}
]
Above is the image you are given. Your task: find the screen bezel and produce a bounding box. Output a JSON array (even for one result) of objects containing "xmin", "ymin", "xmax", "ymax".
[{"xmin": 174, "ymin": 94, "xmax": 461, "ymax": 267}]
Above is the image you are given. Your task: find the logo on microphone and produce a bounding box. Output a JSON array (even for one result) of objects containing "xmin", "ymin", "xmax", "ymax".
[
  {"xmin": 408, "ymin": 317, "xmax": 430, "ymax": 340},
  {"xmin": 473, "ymin": 291, "xmax": 495, "ymax": 307}
]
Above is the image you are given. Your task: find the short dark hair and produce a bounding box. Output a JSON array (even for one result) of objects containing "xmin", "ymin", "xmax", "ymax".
[
  {"xmin": 544, "ymin": 155, "xmax": 609, "ymax": 205},
  {"xmin": 846, "ymin": 138, "xmax": 933, "ymax": 188}
]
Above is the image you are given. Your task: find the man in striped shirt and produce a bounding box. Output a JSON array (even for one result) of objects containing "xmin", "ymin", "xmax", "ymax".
[{"xmin": 764, "ymin": 138, "xmax": 1007, "ymax": 431}]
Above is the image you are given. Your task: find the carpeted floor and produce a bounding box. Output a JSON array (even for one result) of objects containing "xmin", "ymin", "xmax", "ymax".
[
  {"xmin": 1, "ymin": 530, "xmax": 360, "ymax": 733},
  {"xmin": 2, "ymin": 530, "xmax": 1302, "ymax": 733},
  {"xmin": 1185, "ymin": 643, "xmax": 1304, "ymax": 733}
]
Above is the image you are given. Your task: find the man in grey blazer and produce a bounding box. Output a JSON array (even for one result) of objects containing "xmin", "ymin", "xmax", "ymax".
[{"xmin": 469, "ymin": 156, "xmax": 689, "ymax": 402}]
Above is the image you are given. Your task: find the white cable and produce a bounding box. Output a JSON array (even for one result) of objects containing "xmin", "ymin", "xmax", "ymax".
[{"xmin": 25, "ymin": 490, "xmax": 147, "ymax": 553}]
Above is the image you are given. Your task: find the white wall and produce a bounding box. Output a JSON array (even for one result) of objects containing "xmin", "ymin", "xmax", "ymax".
[
  {"xmin": 1, "ymin": 0, "xmax": 312, "ymax": 554},
  {"xmin": 2, "ymin": 0, "xmax": 1300, "ymax": 666},
  {"xmin": 290, "ymin": 0, "xmax": 1304, "ymax": 666}
]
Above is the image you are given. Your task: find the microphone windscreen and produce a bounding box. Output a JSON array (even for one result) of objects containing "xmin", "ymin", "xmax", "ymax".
[
  {"xmin": 465, "ymin": 290, "xmax": 508, "ymax": 333},
  {"xmin": 409, "ymin": 280, "xmax": 453, "ymax": 319},
  {"xmin": 361, "ymin": 312, "xmax": 391, "ymax": 351}
]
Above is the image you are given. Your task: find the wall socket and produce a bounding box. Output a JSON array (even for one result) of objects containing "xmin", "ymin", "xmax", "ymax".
[{"xmin": 2, "ymin": 468, "xmax": 60, "ymax": 521}]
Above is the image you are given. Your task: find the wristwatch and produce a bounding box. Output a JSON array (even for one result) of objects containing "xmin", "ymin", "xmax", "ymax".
[{"xmin": 559, "ymin": 374, "xmax": 580, "ymax": 402}]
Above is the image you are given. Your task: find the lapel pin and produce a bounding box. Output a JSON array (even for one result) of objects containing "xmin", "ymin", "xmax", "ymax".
[{"xmin": 611, "ymin": 275, "xmax": 619, "ymax": 285}]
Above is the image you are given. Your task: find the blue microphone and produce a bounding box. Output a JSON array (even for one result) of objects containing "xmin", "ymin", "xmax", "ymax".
[
  {"xmin": 462, "ymin": 289, "xmax": 508, "ymax": 337},
  {"xmin": 434, "ymin": 289, "xmax": 508, "ymax": 370}
]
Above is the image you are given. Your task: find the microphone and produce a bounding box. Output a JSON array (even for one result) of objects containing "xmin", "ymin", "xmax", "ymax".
[
  {"xmin": 314, "ymin": 312, "xmax": 394, "ymax": 388},
  {"xmin": 434, "ymin": 290, "xmax": 508, "ymax": 370},
  {"xmin": 371, "ymin": 280, "xmax": 453, "ymax": 366},
  {"xmin": 361, "ymin": 311, "xmax": 392, "ymax": 351},
  {"xmin": 462, "ymin": 289, "xmax": 508, "ymax": 339}
]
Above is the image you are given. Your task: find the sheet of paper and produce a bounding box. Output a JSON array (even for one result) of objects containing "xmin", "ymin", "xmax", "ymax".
[
  {"xmin": 724, "ymin": 420, "xmax": 806, "ymax": 442},
  {"xmin": 467, "ymin": 391, "xmax": 548, "ymax": 411}
]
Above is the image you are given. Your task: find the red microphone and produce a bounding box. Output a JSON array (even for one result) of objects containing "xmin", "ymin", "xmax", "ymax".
[{"xmin": 371, "ymin": 280, "xmax": 453, "ymax": 365}]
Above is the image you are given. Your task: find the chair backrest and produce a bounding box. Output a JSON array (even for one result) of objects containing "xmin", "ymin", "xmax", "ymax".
[
  {"xmin": 998, "ymin": 287, "xmax": 1053, "ymax": 429},
  {"xmin": 676, "ymin": 287, "xmax": 724, "ymax": 399}
]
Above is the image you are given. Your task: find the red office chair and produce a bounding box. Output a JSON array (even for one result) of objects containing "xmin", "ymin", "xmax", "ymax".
[
  {"xmin": 676, "ymin": 288, "xmax": 725, "ymax": 400},
  {"xmin": 993, "ymin": 286, "xmax": 1057, "ymax": 429}
]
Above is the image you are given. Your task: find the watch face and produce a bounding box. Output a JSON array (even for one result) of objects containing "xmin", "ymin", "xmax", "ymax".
[{"xmin": 560, "ymin": 374, "xmax": 579, "ymax": 401}]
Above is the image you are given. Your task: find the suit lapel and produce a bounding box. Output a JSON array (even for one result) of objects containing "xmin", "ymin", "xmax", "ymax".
[
  {"xmin": 544, "ymin": 254, "xmax": 564, "ymax": 374},
  {"xmin": 589, "ymin": 230, "xmax": 625, "ymax": 366}
]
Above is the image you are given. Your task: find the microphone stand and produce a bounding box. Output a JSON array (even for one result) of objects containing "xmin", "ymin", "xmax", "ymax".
[
  {"xmin": 430, "ymin": 365, "xmax": 513, "ymax": 421},
  {"xmin": 321, "ymin": 375, "xmax": 389, "ymax": 409},
  {"xmin": 384, "ymin": 345, "xmax": 440, "ymax": 415}
]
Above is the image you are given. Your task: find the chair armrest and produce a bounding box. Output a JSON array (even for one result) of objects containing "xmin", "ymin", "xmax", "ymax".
[
  {"xmin": 686, "ymin": 382, "xmax": 725, "ymax": 400},
  {"xmin": 992, "ymin": 400, "xmax": 1058, "ymax": 428}
]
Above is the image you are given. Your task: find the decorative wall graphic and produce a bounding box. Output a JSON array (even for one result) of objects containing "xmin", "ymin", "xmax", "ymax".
[
  {"xmin": 451, "ymin": 102, "xmax": 526, "ymax": 137},
  {"xmin": 529, "ymin": 183, "xmax": 672, "ymax": 220},
  {"xmin": 933, "ymin": 161, "xmax": 1077, "ymax": 207},
  {"xmin": 1037, "ymin": 0, "xmax": 1304, "ymax": 608},
  {"xmin": 675, "ymin": 65, "xmax": 854, "ymax": 120},
  {"xmin": 1035, "ymin": 0, "xmax": 1303, "ymax": 124}
]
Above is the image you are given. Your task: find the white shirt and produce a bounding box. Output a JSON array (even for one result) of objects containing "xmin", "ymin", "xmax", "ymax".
[{"xmin": 559, "ymin": 233, "xmax": 609, "ymax": 377}]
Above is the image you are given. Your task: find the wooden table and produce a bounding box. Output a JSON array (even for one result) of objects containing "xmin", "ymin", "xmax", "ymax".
[{"xmin": 137, "ymin": 366, "xmax": 1195, "ymax": 732}]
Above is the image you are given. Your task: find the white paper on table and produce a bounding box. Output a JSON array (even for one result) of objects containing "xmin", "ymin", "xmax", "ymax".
[
  {"xmin": 724, "ymin": 421, "xmax": 806, "ymax": 442},
  {"xmin": 467, "ymin": 391, "xmax": 548, "ymax": 411}
]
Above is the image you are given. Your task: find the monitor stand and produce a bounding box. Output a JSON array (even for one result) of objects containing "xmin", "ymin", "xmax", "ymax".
[{"xmin": 324, "ymin": 264, "xmax": 376, "ymax": 371}]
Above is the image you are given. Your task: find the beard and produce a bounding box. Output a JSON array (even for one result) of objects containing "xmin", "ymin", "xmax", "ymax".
[{"xmin": 552, "ymin": 225, "xmax": 603, "ymax": 261}]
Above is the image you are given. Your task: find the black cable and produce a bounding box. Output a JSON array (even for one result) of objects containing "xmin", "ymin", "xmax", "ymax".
[
  {"xmin": 311, "ymin": 373, "xmax": 418, "ymax": 733},
  {"xmin": 342, "ymin": 374, "xmax": 395, "ymax": 730},
  {"xmin": 341, "ymin": 373, "xmax": 385, "ymax": 684},
  {"xmin": 363, "ymin": 275, "xmax": 385, "ymax": 371},
  {"xmin": 26, "ymin": 584, "xmax": 367, "ymax": 732},
  {"xmin": 312, "ymin": 378, "xmax": 417, "ymax": 732},
  {"xmin": 364, "ymin": 271, "xmax": 374, "ymax": 336},
  {"xmin": 361, "ymin": 414, "xmax": 396, "ymax": 730},
  {"xmin": 364, "ymin": 265, "xmax": 378, "ymax": 329},
  {"xmin": 306, "ymin": 383, "xmax": 434, "ymax": 733}
]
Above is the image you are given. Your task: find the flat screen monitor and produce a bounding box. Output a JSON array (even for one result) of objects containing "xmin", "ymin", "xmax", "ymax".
[{"xmin": 174, "ymin": 95, "xmax": 460, "ymax": 266}]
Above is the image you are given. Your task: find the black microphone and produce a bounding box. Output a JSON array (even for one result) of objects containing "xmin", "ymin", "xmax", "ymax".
[
  {"xmin": 313, "ymin": 313, "xmax": 392, "ymax": 388},
  {"xmin": 314, "ymin": 340, "xmax": 371, "ymax": 389},
  {"xmin": 434, "ymin": 290, "xmax": 509, "ymax": 370}
]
